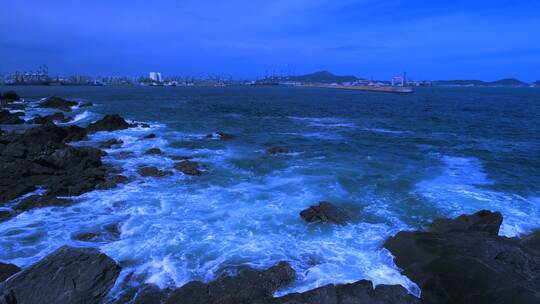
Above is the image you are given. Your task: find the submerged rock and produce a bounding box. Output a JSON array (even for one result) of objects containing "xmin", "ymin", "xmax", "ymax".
[
  {"xmin": 384, "ymin": 210, "xmax": 540, "ymax": 304},
  {"xmin": 207, "ymin": 131, "xmax": 235, "ymax": 140},
  {"xmin": 87, "ymin": 114, "xmax": 130, "ymax": 133},
  {"xmin": 39, "ymin": 96, "xmax": 77, "ymax": 112},
  {"xmin": 142, "ymin": 133, "xmax": 157, "ymax": 139},
  {"xmin": 166, "ymin": 261, "xmax": 295, "ymax": 304},
  {"xmin": 14, "ymin": 195, "xmax": 73, "ymax": 212},
  {"xmin": 100, "ymin": 138, "xmax": 124, "ymax": 149},
  {"xmin": 170, "ymin": 155, "xmax": 192, "ymax": 161},
  {"xmin": 174, "ymin": 160, "xmax": 202, "ymax": 176},
  {"xmin": 300, "ymin": 202, "xmax": 351, "ymax": 225},
  {"xmin": 267, "ymin": 146, "xmax": 289, "ymax": 154},
  {"xmin": 138, "ymin": 166, "xmax": 173, "ymax": 178},
  {"xmin": 0, "ymin": 246, "xmax": 121, "ymax": 304},
  {"xmin": 144, "ymin": 148, "xmax": 163, "ymax": 155},
  {"xmin": 0, "ymin": 263, "xmax": 20, "ymax": 284},
  {"xmin": 79, "ymin": 101, "xmax": 93, "ymax": 108},
  {"xmin": 73, "ymin": 222, "xmax": 122, "ymax": 243},
  {"xmin": 0, "ymin": 110, "xmax": 24, "ymax": 124}
]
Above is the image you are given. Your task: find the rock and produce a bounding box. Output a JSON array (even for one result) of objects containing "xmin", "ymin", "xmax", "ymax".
[
  {"xmin": 0, "ymin": 246, "xmax": 121, "ymax": 304},
  {"xmin": 0, "ymin": 210, "xmax": 14, "ymax": 223},
  {"xmin": 73, "ymin": 222, "xmax": 122, "ymax": 242},
  {"xmin": 0, "ymin": 91, "xmax": 20, "ymax": 102},
  {"xmin": 166, "ymin": 261, "xmax": 295, "ymax": 304},
  {"xmin": 79, "ymin": 102, "xmax": 93, "ymax": 107},
  {"xmin": 144, "ymin": 148, "xmax": 163, "ymax": 155},
  {"xmin": 174, "ymin": 160, "xmax": 201, "ymax": 176},
  {"xmin": 87, "ymin": 114, "xmax": 130, "ymax": 133},
  {"xmin": 273, "ymin": 280, "xmax": 419, "ymax": 304},
  {"xmin": 131, "ymin": 122, "xmax": 151, "ymax": 128},
  {"xmin": 0, "ymin": 110, "xmax": 24, "ymax": 124},
  {"xmin": 95, "ymin": 175, "xmax": 129, "ymax": 190},
  {"xmin": 207, "ymin": 131, "xmax": 235, "ymax": 140},
  {"xmin": 0, "ymin": 264, "xmax": 20, "ymax": 283},
  {"xmin": 2, "ymin": 103, "xmax": 25, "ymax": 110},
  {"xmin": 110, "ymin": 284, "xmax": 168, "ymax": 304},
  {"xmin": 267, "ymin": 146, "xmax": 289, "ymax": 154},
  {"xmin": 429, "ymin": 210, "xmax": 503, "ymax": 235},
  {"xmin": 12, "ymin": 111, "xmax": 25, "ymax": 116},
  {"xmin": 521, "ymin": 230, "xmax": 540, "ymax": 252},
  {"xmin": 39, "ymin": 96, "xmax": 77, "ymax": 112},
  {"xmin": 14, "ymin": 195, "xmax": 73, "ymax": 212},
  {"xmin": 170, "ymin": 155, "xmax": 192, "ymax": 161},
  {"xmin": 138, "ymin": 166, "xmax": 173, "ymax": 177},
  {"xmin": 100, "ymin": 138, "xmax": 124, "ymax": 149},
  {"xmin": 27, "ymin": 112, "xmax": 66, "ymax": 124},
  {"xmin": 142, "ymin": 133, "xmax": 157, "ymax": 139},
  {"xmin": 300, "ymin": 202, "xmax": 351, "ymax": 225},
  {"xmin": 384, "ymin": 211, "xmax": 540, "ymax": 304}
]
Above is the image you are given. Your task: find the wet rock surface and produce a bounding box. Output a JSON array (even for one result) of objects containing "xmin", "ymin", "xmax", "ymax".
[
  {"xmin": 100, "ymin": 138, "xmax": 124, "ymax": 148},
  {"xmin": 0, "ymin": 264, "xmax": 20, "ymax": 284},
  {"xmin": 300, "ymin": 201, "xmax": 351, "ymax": 225},
  {"xmin": 144, "ymin": 148, "xmax": 163, "ymax": 155},
  {"xmin": 0, "ymin": 246, "xmax": 121, "ymax": 304},
  {"xmin": 73, "ymin": 222, "xmax": 122, "ymax": 243},
  {"xmin": 174, "ymin": 160, "xmax": 202, "ymax": 176},
  {"xmin": 27, "ymin": 112, "xmax": 68, "ymax": 124},
  {"xmin": 384, "ymin": 210, "xmax": 540, "ymax": 304},
  {"xmin": 0, "ymin": 110, "xmax": 24, "ymax": 125},
  {"xmin": 39, "ymin": 96, "xmax": 77, "ymax": 112},
  {"xmin": 14, "ymin": 195, "xmax": 73, "ymax": 212},
  {"xmin": 87, "ymin": 114, "xmax": 130, "ymax": 133},
  {"xmin": 267, "ymin": 146, "xmax": 289, "ymax": 154},
  {"xmin": 138, "ymin": 166, "xmax": 173, "ymax": 177},
  {"xmin": 207, "ymin": 131, "xmax": 235, "ymax": 140}
]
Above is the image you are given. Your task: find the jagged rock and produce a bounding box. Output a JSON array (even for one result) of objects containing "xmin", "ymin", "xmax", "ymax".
[
  {"xmin": 95, "ymin": 175, "xmax": 129, "ymax": 190},
  {"xmin": 429, "ymin": 210, "xmax": 502, "ymax": 235},
  {"xmin": 87, "ymin": 114, "xmax": 130, "ymax": 133},
  {"xmin": 273, "ymin": 280, "xmax": 419, "ymax": 304},
  {"xmin": 0, "ymin": 246, "xmax": 121, "ymax": 304},
  {"xmin": 166, "ymin": 261, "xmax": 295, "ymax": 304},
  {"xmin": 144, "ymin": 148, "xmax": 163, "ymax": 155},
  {"xmin": 0, "ymin": 264, "xmax": 20, "ymax": 283},
  {"xmin": 14, "ymin": 195, "xmax": 73, "ymax": 212},
  {"xmin": 0, "ymin": 91, "xmax": 20, "ymax": 102},
  {"xmin": 138, "ymin": 166, "xmax": 173, "ymax": 177},
  {"xmin": 39, "ymin": 96, "xmax": 77, "ymax": 112},
  {"xmin": 0, "ymin": 110, "xmax": 24, "ymax": 124},
  {"xmin": 300, "ymin": 202, "xmax": 351, "ymax": 225},
  {"xmin": 207, "ymin": 131, "xmax": 235, "ymax": 140},
  {"xmin": 0, "ymin": 210, "xmax": 14, "ymax": 223},
  {"xmin": 384, "ymin": 210, "xmax": 540, "ymax": 304},
  {"xmin": 27, "ymin": 112, "xmax": 66, "ymax": 124},
  {"xmin": 267, "ymin": 146, "xmax": 289, "ymax": 154},
  {"xmin": 100, "ymin": 138, "xmax": 124, "ymax": 149},
  {"xmin": 110, "ymin": 284, "xmax": 169, "ymax": 304},
  {"xmin": 174, "ymin": 160, "xmax": 201, "ymax": 176}
]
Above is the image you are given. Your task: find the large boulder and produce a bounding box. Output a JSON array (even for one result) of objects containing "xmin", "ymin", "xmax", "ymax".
[
  {"xmin": 0, "ymin": 110, "xmax": 24, "ymax": 124},
  {"xmin": 87, "ymin": 114, "xmax": 130, "ymax": 134},
  {"xmin": 0, "ymin": 264, "xmax": 20, "ymax": 284},
  {"xmin": 273, "ymin": 280, "xmax": 419, "ymax": 304},
  {"xmin": 39, "ymin": 96, "xmax": 77, "ymax": 112},
  {"xmin": 27, "ymin": 112, "xmax": 67, "ymax": 125},
  {"xmin": 100, "ymin": 138, "xmax": 124, "ymax": 149},
  {"xmin": 384, "ymin": 211, "xmax": 540, "ymax": 304},
  {"xmin": 0, "ymin": 246, "xmax": 121, "ymax": 304},
  {"xmin": 166, "ymin": 261, "xmax": 295, "ymax": 304},
  {"xmin": 300, "ymin": 202, "xmax": 351, "ymax": 225}
]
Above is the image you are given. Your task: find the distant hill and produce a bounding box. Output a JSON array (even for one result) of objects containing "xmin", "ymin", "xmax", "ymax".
[
  {"xmin": 434, "ymin": 78, "xmax": 527, "ymax": 87},
  {"xmin": 533, "ymin": 80, "xmax": 540, "ymax": 87},
  {"xmin": 286, "ymin": 71, "xmax": 360, "ymax": 84}
]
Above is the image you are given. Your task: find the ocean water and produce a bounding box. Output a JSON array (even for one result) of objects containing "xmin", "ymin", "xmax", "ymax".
[{"xmin": 1, "ymin": 85, "xmax": 540, "ymax": 296}]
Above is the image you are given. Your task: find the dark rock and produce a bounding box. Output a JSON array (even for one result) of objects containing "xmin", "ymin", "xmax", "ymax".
[
  {"xmin": 138, "ymin": 166, "xmax": 173, "ymax": 177},
  {"xmin": 27, "ymin": 112, "xmax": 65, "ymax": 125},
  {"xmin": 12, "ymin": 111, "xmax": 25, "ymax": 116},
  {"xmin": 87, "ymin": 114, "xmax": 130, "ymax": 134},
  {"xmin": 207, "ymin": 131, "xmax": 235, "ymax": 140},
  {"xmin": 174, "ymin": 160, "xmax": 201, "ymax": 176},
  {"xmin": 430, "ymin": 210, "xmax": 503, "ymax": 235},
  {"xmin": 111, "ymin": 284, "xmax": 168, "ymax": 304},
  {"xmin": 384, "ymin": 211, "xmax": 540, "ymax": 304},
  {"xmin": 300, "ymin": 202, "xmax": 351, "ymax": 225},
  {"xmin": 131, "ymin": 122, "xmax": 151, "ymax": 128},
  {"xmin": 73, "ymin": 222, "xmax": 122, "ymax": 242},
  {"xmin": 142, "ymin": 133, "xmax": 157, "ymax": 139},
  {"xmin": 0, "ymin": 264, "xmax": 20, "ymax": 283},
  {"xmin": 2, "ymin": 103, "xmax": 25, "ymax": 110},
  {"xmin": 39, "ymin": 96, "xmax": 77, "ymax": 112},
  {"xmin": 0, "ymin": 210, "xmax": 14, "ymax": 223},
  {"xmin": 14, "ymin": 195, "xmax": 73, "ymax": 212},
  {"xmin": 166, "ymin": 261, "xmax": 295, "ymax": 304},
  {"xmin": 0, "ymin": 110, "xmax": 24, "ymax": 124},
  {"xmin": 100, "ymin": 138, "xmax": 124, "ymax": 149},
  {"xmin": 79, "ymin": 102, "xmax": 93, "ymax": 107},
  {"xmin": 170, "ymin": 155, "xmax": 192, "ymax": 161},
  {"xmin": 144, "ymin": 148, "xmax": 163, "ymax": 155},
  {"xmin": 115, "ymin": 151, "xmax": 135, "ymax": 159},
  {"xmin": 267, "ymin": 146, "xmax": 289, "ymax": 154},
  {"xmin": 0, "ymin": 246, "xmax": 121, "ymax": 304},
  {"xmin": 274, "ymin": 280, "xmax": 419, "ymax": 304},
  {"xmin": 521, "ymin": 230, "xmax": 540, "ymax": 252},
  {"xmin": 0, "ymin": 91, "xmax": 20, "ymax": 102},
  {"xmin": 96, "ymin": 175, "xmax": 129, "ymax": 190}
]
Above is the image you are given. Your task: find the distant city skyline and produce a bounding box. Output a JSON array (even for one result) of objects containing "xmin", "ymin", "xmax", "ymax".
[{"xmin": 1, "ymin": 0, "xmax": 540, "ymax": 81}]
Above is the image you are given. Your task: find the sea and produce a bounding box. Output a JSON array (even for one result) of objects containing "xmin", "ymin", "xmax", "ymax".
[{"xmin": 1, "ymin": 85, "xmax": 539, "ymax": 296}]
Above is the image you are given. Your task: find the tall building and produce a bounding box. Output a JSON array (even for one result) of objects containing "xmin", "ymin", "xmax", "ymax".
[{"xmin": 149, "ymin": 72, "xmax": 163, "ymax": 82}]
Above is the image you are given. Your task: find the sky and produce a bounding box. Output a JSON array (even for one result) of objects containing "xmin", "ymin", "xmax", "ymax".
[{"xmin": 1, "ymin": 0, "xmax": 540, "ymax": 81}]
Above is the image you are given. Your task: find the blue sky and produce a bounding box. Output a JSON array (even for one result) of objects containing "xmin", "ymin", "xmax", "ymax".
[{"xmin": 1, "ymin": 0, "xmax": 539, "ymax": 81}]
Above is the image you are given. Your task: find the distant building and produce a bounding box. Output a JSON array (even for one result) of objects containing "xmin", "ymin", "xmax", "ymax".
[{"xmin": 149, "ymin": 72, "xmax": 163, "ymax": 82}]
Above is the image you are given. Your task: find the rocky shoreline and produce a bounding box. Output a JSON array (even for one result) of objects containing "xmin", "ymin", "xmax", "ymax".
[{"xmin": 1, "ymin": 91, "xmax": 540, "ymax": 303}]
